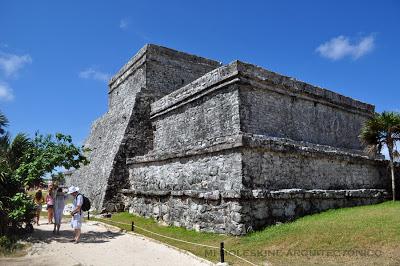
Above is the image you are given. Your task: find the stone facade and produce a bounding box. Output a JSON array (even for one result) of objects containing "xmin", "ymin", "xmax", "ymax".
[
  {"xmin": 68, "ymin": 44, "xmax": 398, "ymax": 235},
  {"xmin": 67, "ymin": 44, "xmax": 221, "ymax": 210}
]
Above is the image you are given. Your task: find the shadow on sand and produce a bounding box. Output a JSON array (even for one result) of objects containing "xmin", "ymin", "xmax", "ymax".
[{"xmin": 28, "ymin": 222, "xmax": 124, "ymax": 244}]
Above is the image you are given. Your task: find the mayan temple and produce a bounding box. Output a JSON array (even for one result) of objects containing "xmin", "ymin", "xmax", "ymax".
[{"xmin": 67, "ymin": 44, "xmax": 398, "ymax": 235}]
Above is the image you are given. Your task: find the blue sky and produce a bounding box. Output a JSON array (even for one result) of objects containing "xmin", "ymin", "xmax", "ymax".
[{"xmin": 0, "ymin": 0, "xmax": 399, "ymax": 145}]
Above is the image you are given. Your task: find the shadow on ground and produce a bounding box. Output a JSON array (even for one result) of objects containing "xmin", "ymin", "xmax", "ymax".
[{"xmin": 27, "ymin": 222, "xmax": 123, "ymax": 244}]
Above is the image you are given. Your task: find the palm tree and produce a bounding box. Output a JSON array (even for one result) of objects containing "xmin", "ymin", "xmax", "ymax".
[
  {"xmin": 360, "ymin": 111, "xmax": 400, "ymax": 201},
  {"xmin": 0, "ymin": 111, "xmax": 8, "ymax": 136},
  {"xmin": 0, "ymin": 111, "xmax": 32, "ymax": 234},
  {"xmin": 0, "ymin": 111, "xmax": 31, "ymax": 172},
  {"xmin": 0, "ymin": 111, "xmax": 9, "ymax": 183},
  {"xmin": 0, "ymin": 110, "xmax": 31, "ymax": 191}
]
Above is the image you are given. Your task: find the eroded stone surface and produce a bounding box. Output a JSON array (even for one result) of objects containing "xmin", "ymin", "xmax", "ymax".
[
  {"xmin": 67, "ymin": 44, "xmax": 220, "ymax": 210},
  {"xmin": 68, "ymin": 44, "xmax": 398, "ymax": 235}
]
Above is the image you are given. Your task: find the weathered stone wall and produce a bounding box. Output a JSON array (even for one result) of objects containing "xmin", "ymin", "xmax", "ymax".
[
  {"xmin": 123, "ymin": 58, "xmax": 390, "ymax": 235},
  {"xmin": 241, "ymin": 136, "xmax": 389, "ymax": 190},
  {"xmin": 129, "ymin": 151, "xmax": 242, "ymax": 192},
  {"xmin": 124, "ymin": 193, "xmax": 244, "ymax": 234},
  {"xmin": 69, "ymin": 44, "xmax": 393, "ymax": 235},
  {"xmin": 239, "ymin": 86, "xmax": 370, "ymax": 151},
  {"xmin": 236, "ymin": 62, "xmax": 374, "ymax": 152},
  {"xmin": 152, "ymin": 85, "xmax": 240, "ymax": 153},
  {"xmin": 243, "ymin": 189, "xmax": 386, "ymax": 231},
  {"xmin": 68, "ymin": 66, "xmax": 146, "ymax": 209},
  {"xmin": 103, "ymin": 47, "xmax": 220, "ymax": 211},
  {"xmin": 68, "ymin": 44, "xmax": 220, "ymax": 211},
  {"xmin": 122, "ymin": 188, "xmax": 387, "ymax": 235}
]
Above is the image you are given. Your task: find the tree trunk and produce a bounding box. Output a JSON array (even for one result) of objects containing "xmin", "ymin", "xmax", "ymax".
[
  {"xmin": 388, "ymin": 145, "xmax": 396, "ymax": 201},
  {"xmin": 389, "ymin": 161, "xmax": 396, "ymax": 201}
]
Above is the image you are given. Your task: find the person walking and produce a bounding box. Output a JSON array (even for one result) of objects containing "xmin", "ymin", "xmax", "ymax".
[
  {"xmin": 53, "ymin": 187, "xmax": 67, "ymax": 234},
  {"xmin": 33, "ymin": 190, "xmax": 45, "ymax": 226},
  {"xmin": 68, "ymin": 186, "xmax": 83, "ymax": 243}
]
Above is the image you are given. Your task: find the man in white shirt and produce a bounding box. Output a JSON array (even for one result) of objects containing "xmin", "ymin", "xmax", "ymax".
[{"xmin": 68, "ymin": 186, "xmax": 83, "ymax": 243}]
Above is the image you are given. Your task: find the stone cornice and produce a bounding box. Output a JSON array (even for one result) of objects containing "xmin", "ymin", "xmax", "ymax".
[
  {"xmin": 150, "ymin": 61, "xmax": 374, "ymax": 119},
  {"xmin": 126, "ymin": 133, "xmax": 387, "ymax": 166},
  {"xmin": 120, "ymin": 188, "xmax": 388, "ymax": 200}
]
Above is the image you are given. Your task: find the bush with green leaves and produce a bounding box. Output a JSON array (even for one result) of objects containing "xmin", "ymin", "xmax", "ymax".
[
  {"xmin": 0, "ymin": 234, "xmax": 23, "ymax": 255},
  {"xmin": 0, "ymin": 110, "xmax": 88, "ymax": 236}
]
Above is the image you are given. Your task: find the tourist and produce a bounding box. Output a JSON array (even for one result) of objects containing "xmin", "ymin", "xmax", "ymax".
[
  {"xmin": 68, "ymin": 186, "xmax": 83, "ymax": 243},
  {"xmin": 53, "ymin": 187, "xmax": 67, "ymax": 234},
  {"xmin": 46, "ymin": 185, "xmax": 55, "ymax": 224},
  {"xmin": 34, "ymin": 190, "xmax": 45, "ymax": 226}
]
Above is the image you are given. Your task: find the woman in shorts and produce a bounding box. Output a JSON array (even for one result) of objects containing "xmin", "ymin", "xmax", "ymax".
[
  {"xmin": 46, "ymin": 186, "xmax": 55, "ymax": 224},
  {"xmin": 34, "ymin": 190, "xmax": 45, "ymax": 225}
]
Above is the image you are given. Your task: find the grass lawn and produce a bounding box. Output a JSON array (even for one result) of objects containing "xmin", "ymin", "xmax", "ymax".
[{"xmin": 93, "ymin": 201, "xmax": 400, "ymax": 266}]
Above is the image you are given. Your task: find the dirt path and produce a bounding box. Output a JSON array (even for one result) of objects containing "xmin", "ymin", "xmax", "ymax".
[{"xmin": 0, "ymin": 221, "xmax": 213, "ymax": 266}]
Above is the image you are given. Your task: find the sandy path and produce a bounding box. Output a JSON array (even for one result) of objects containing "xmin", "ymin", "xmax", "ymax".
[{"xmin": 0, "ymin": 221, "xmax": 213, "ymax": 266}]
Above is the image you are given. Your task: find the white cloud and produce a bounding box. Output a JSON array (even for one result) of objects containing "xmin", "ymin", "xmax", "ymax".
[
  {"xmin": 79, "ymin": 68, "xmax": 110, "ymax": 82},
  {"xmin": 316, "ymin": 35, "xmax": 375, "ymax": 61},
  {"xmin": 119, "ymin": 18, "xmax": 129, "ymax": 29},
  {"xmin": 0, "ymin": 52, "xmax": 32, "ymax": 77},
  {"xmin": 0, "ymin": 81, "xmax": 14, "ymax": 101}
]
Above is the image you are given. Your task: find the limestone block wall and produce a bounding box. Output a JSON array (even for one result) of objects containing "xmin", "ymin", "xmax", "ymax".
[
  {"xmin": 124, "ymin": 193, "xmax": 244, "ymax": 234},
  {"xmin": 130, "ymin": 151, "xmax": 242, "ymax": 192},
  {"xmin": 70, "ymin": 44, "xmax": 394, "ymax": 235},
  {"xmin": 68, "ymin": 44, "xmax": 220, "ymax": 211},
  {"xmin": 242, "ymin": 189, "xmax": 387, "ymax": 231},
  {"xmin": 237, "ymin": 63, "xmax": 374, "ymax": 152},
  {"xmin": 68, "ymin": 66, "xmax": 146, "ymax": 209},
  {"xmin": 239, "ymin": 86, "xmax": 371, "ymax": 151},
  {"xmin": 241, "ymin": 136, "xmax": 389, "ymax": 190},
  {"xmin": 125, "ymin": 150, "xmax": 245, "ymax": 234},
  {"xmin": 124, "ymin": 59, "xmax": 390, "ymax": 235},
  {"xmin": 103, "ymin": 46, "xmax": 220, "ymax": 212},
  {"xmin": 151, "ymin": 85, "xmax": 241, "ymax": 153}
]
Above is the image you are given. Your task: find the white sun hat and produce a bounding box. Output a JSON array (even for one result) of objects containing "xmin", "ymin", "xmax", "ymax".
[{"xmin": 67, "ymin": 186, "xmax": 80, "ymax": 194}]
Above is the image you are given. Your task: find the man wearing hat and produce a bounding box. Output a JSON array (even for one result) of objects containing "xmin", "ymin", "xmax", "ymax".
[{"xmin": 68, "ymin": 186, "xmax": 83, "ymax": 243}]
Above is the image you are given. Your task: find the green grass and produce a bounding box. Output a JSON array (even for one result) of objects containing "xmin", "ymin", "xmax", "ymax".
[{"xmin": 93, "ymin": 201, "xmax": 400, "ymax": 266}]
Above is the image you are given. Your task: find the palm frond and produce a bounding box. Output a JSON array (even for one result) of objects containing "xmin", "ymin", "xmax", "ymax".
[
  {"xmin": 0, "ymin": 111, "xmax": 8, "ymax": 135},
  {"xmin": 359, "ymin": 112, "xmax": 400, "ymax": 156},
  {"xmin": 8, "ymin": 133, "xmax": 32, "ymax": 170},
  {"xmin": 0, "ymin": 133, "xmax": 10, "ymax": 157}
]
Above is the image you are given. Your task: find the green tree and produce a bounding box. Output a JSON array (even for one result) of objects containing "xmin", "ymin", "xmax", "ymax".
[
  {"xmin": 0, "ymin": 131, "xmax": 34, "ymax": 234},
  {"xmin": 0, "ymin": 112, "xmax": 8, "ymax": 136},
  {"xmin": 0, "ymin": 112, "xmax": 10, "ymax": 183},
  {"xmin": 0, "ymin": 110, "xmax": 88, "ymax": 234},
  {"xmin": 359, "ymin": 111, "xmax": 400, "ymax": 201}
]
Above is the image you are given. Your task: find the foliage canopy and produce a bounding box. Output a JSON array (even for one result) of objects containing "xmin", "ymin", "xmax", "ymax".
[{"xmin": 0, "ymin": 110, "xmax": 88, "ymax": 235}]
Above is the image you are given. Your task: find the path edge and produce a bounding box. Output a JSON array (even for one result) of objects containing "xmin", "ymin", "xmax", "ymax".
[{"xmin": 88, "ymin": 220, "xmax": 216, "ymax": 266}]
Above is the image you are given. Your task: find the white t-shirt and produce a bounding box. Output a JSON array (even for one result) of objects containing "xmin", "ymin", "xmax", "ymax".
[
  {"xmin": 71, "ymin": 194, "xmax": 83, "ymax": 229},
  {"xmin": 73, "ymin": 194, "xmax": 83, "ymax": 218}
]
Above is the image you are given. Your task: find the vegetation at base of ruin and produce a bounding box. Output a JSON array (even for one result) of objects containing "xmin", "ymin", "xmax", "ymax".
[
  {"xmin": 360, "ymin": 111, "xmax": 400, "ymax": 201},
  {"xmin": 0, "ymin": 235, "xmax": 30, "ymax": 257},
  {"xmin": 94, "ymin": 201, "xmax": 400, "ymax": 266},
  {"xmin": 0, "ymin": 110, "xmax": 88, "ymax": 251}
]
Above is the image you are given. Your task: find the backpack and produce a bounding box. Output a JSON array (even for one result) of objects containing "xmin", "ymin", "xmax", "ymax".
[{"xmin": 77, "ymin": 193, "xmax": 91, "ymax": 212}]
